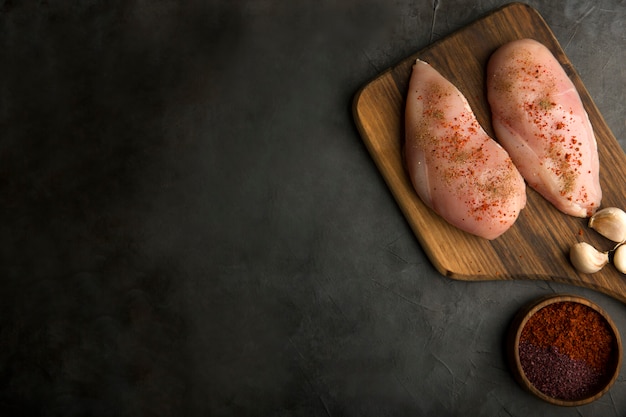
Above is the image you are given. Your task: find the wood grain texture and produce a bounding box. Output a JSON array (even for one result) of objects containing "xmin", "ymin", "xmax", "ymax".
[{"xmin": 353, "ymin": 2, "xmax": 626, "ymax": 303}]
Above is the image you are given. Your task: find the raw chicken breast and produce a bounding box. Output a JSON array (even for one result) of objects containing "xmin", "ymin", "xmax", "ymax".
[
  {"xmin": 405, "ymin": 59, "xmax": 526, "ymax": 240},
  {"xmin": 487, "ymin": 38, "xmax": 601, "ymax": 217}
]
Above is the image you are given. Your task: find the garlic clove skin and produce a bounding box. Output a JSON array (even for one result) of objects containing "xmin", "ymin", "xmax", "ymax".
[
  {"xmin": 588, "ymin": 207, "xmax": 626, "ymax": 243},
  {"xmin": 613, "ymin": 244, "xmax": 626, "ymax": 274},
  {"xmin": 569, "ymin": 242, "xmax": 609, "ymax": 274}
]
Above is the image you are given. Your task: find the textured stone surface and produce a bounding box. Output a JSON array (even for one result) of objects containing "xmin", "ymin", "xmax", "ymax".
[{"xmin": 1, "ymin": 1, "xmax": 626, "ymax": 416}]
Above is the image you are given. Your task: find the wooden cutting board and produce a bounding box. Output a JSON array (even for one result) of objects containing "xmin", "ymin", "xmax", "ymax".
[{"xmin": 353, "ymin": 2, "xmax": 626, "ymax": 303}]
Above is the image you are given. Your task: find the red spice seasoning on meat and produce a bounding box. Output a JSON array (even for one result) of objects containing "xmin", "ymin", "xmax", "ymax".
[{"xmin": 519, "ymin": 302, "xmax": 616, "ymax": 401}]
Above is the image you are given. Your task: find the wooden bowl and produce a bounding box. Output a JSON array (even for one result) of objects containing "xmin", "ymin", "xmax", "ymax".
[{"xmin": 507, "ymin": 294, "xmax": 622, "ymax": 406}]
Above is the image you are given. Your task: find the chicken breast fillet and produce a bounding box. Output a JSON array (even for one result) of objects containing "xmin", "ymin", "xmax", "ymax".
[
  {"xmin": 405, "ymin": 59, "xmax": 527, "ymax": 240},
  {"xmin": 487, "ymin": 39, "xmax": 601, "ymax": 217}
]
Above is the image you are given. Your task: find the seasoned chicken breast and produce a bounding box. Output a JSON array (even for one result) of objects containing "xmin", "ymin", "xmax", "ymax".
[
  {"xmin": 487, "ymin": 39, "xmax": 601, "ymax": 217},
  {"xmin": 405, "ymin": 59, "xmax": 526, "ymax": 240}
]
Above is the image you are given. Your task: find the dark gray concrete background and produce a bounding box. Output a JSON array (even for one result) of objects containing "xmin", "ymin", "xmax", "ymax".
[{"xmin": 2, "ymin": 0, "xmax": 626, "ymax": 416}]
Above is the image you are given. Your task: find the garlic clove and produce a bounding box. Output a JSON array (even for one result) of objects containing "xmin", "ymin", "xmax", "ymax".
[
  {"xmin": 569, "ymin": 242, "xmax": 609, "ymax": 274},
  {"xmin": 613, "ymin": 244, "xmax": 626, "ymax": 274},
  {"xmin": 588, "ymin": 207, "xmax": 626, "ymax": 243}
]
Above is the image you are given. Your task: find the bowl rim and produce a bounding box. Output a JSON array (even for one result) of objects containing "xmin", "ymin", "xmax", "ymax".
[{"xmin": 507, "ymin": 293, "xmax": 623, "ymax": 406}]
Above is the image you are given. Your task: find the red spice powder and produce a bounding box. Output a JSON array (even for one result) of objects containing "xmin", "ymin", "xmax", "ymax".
[{"xmin": 520, "ymin": 302, "xmax": 614, "ymax": 372}]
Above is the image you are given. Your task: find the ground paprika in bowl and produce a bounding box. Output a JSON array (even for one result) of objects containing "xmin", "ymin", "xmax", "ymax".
[{"xmin": 507, "ymin": 294, "xmax": 622, "ymax": 406}]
